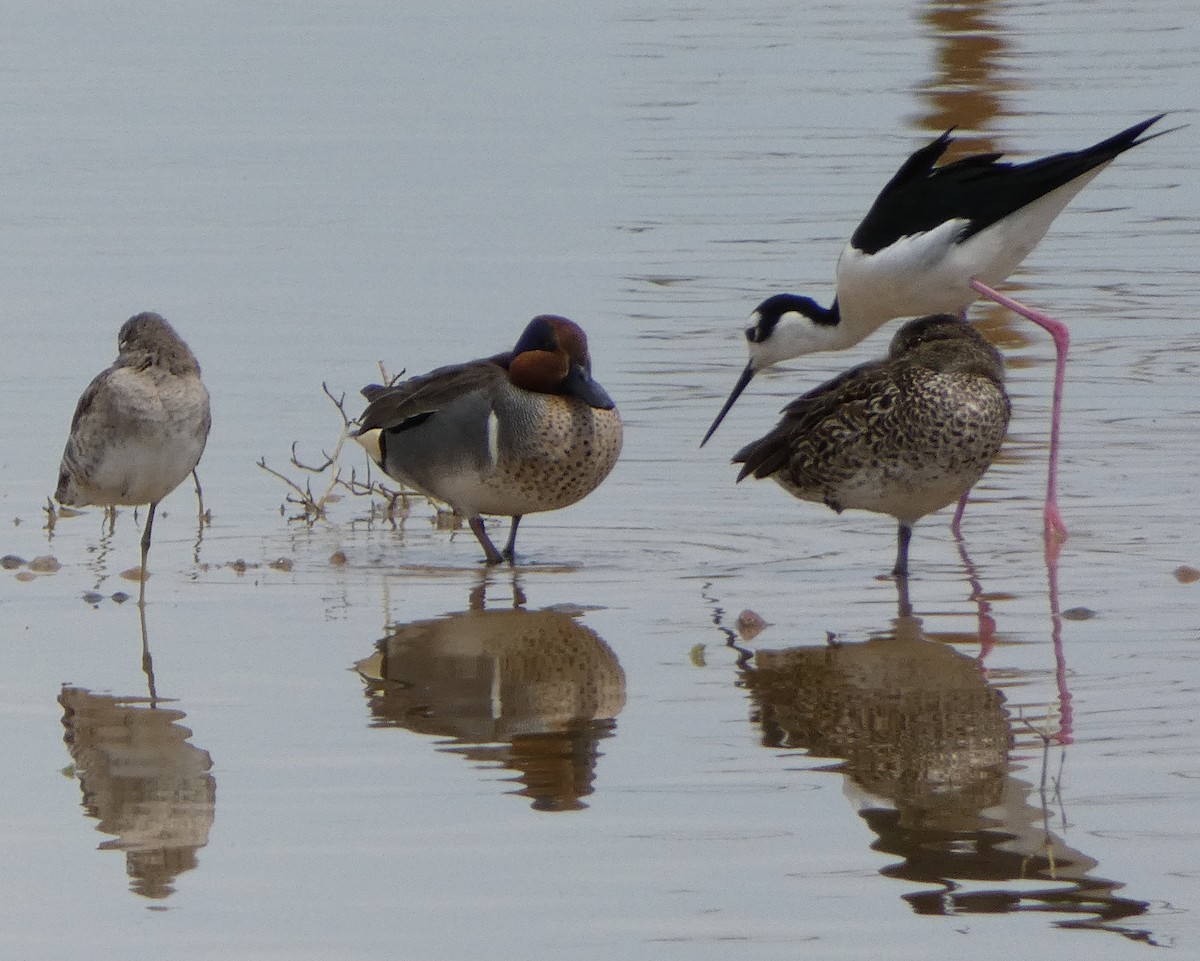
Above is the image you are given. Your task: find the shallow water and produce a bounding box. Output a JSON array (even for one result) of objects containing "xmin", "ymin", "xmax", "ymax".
[{"xmin": 1, "ymin": 1, "xmax": 1198, "ymax": 957}]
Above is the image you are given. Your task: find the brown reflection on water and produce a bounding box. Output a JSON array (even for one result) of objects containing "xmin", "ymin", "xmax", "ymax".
[
  {"xmin": 59, "ymin": 687, "xmax": 216, "ymax": 899},
  {"xmin": 914, "ymin": 0, "xmax": 1024, "ymax": 347},
  {"xmin": 736, "ymin": 609, "xmax": 1153, "ymax": 941},
  {"xmin": 356, "ymin": 584, "xmax": 626, "ymax": 812},
  {"xmin": 912, "ymin": 0, "xmax": 1011, "ymax": 153}
]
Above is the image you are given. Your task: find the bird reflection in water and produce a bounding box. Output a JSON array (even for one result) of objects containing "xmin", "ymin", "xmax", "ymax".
[
  {"xmin": 912, "ymin": 0, "xmax": 1010, "ymax": 155},
  {"xmin": 732, "ymin": 591, "xmax": 1154, "ymax": 942},
  {"xmin": 58, "ymin": 687, "xmax": 215, "ymax": 899},
  {"xmin": 356, "ymin": 572, "xmax": 625, "ymax": 811},
  {"xmin": 58, "ymin": 596, "xmax": 214, "ymax": 900}
]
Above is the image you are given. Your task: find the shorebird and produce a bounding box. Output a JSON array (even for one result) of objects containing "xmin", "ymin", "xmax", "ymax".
[
  {"xmin": 732, "ymin": 315, "xmax": 1010, "ymax": 578},
  {"xmin": 705, "ymin": 115, "xmax": 1170, "ymax": 539},
  {"xmin": 56, "ymin": 312, "xmax": 212, "ymax": 587},
  {"xmin": 355, "ymin": 315, "xmax": 623, "ymax": 564}
]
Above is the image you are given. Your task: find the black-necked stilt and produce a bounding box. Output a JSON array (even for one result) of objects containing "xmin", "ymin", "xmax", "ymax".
[
  {"xmin": 705, "ymin": 115, "xmax": 1171, "ymax": 539},
  {"xmin": 733, "ymin": 315, "xmax": 1010, "ymax": 579},
  {"xmin": 56, "ymin": 313, "xmax": 212, "ymax": 591},
  {"xmin": 355, "ymin": 315, "xmax": 623, "ymax": 564}
]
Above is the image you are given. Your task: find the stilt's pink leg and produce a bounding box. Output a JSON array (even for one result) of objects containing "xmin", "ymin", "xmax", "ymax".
[{"xmin": 970, "ymin": 279, "xmax": 1069, "ymax": 544}]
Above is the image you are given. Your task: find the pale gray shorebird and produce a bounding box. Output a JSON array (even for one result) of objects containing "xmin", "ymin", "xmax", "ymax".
[
  {"xmin": 705, "ymin": 115, "xmax": 1172, "ymax": 541},
  {"xmin": 355, "ymin": 315, "xmax": 623, "ymax": 564},
  {"xmin": 56, "ymin": 313, "xmax": 212, "ymax": 589},
  {"xmin": 733, "ymin": 315, "xmax": 1010, "ymax": 578}
]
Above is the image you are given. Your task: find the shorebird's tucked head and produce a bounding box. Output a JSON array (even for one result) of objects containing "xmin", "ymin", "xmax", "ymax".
[
  {"xmin": 117, "ymin": 311, "xmax": 202, "ymax": 376},
  {"xmin": 888, "ymin": 315, "xmax": 1005, "ymax": 385}
]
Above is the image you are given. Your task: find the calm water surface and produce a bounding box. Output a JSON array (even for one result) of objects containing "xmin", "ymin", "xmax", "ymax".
[{"xmin": 1, "ymin": 1, "xmax": 1197, "ymax": 958}]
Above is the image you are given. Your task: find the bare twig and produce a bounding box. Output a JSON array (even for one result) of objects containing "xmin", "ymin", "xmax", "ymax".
[{"xmin": 258, "ymin": 375, "xmax": 416, "ymax": 524}]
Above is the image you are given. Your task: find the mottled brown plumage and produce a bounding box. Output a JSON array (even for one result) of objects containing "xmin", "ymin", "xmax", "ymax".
[{"xmin": 734, "ymin": 315, "xmax": 1010, "ymax": 577}]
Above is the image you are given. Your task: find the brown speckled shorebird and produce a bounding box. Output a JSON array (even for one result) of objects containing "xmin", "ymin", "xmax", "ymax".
[
  {"xmin": 733, "ymin": 314, "xmax": 1010, "ymax": 578},
  {"xmin": 56, "ymin": 312, "xmax": 212, "ymax": 585},
  {"xmin": 355, "ymin": 315, "xmax": 623, "ymax": 564}
]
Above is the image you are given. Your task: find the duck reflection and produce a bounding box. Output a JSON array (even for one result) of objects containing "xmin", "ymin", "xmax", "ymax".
[
  {"xmin": 356, "ymin": 584, "xmax": 625, "ymax": 811},
  {"xmin": 738, "ymin": 609, "xmax": 1152, "ymax": 940},
  {"xmin": 59, "ymin": 686, "xmax": 215, "ymax": 899}
]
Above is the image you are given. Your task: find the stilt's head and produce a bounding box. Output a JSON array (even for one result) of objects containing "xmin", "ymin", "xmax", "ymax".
[
  {"xmin": 701, "ymin": 294, "xmax": 840, "ymax": 447},
  {"xmin": 743, "ymin": 294, "xmax": 842, "ymax": 371}
]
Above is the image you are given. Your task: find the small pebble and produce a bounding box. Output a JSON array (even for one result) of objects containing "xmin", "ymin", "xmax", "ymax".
[
  {"xmin": 82, "ymin": 592, "xmax": 104, "ymax": 605},
  {"xmin": 231, "ymin": 559, "xmax": 248, "ymax": 574},
  {"xmin": 14, "ymin": 571, "xmax": 35, "ymax": 582},
  {"xmin": 1174, "ymin": 565, "xmax": 1200, "ymax": 585},
  {"xmin": 329, "ymin": 550, "xmax": 348, "ymax": 566},
  {"xmin": 28, "ymin": 555, "xmax": 61, "ymax": 573},
  {"xmin": 1, "ymin": 554, "xmax": 25, "ymax": 569},
  {"xmin": 269, "ymin": 557, "xmax": 294, "ymax": 572},
  {"xmin": 1061, "ymin": 607, "xmax": 1097, "ymax": 621},
  {"xmin": 736, "ymin": 609, "xmax": 769, "ymax": 640},
  {"xmin": 111, "ymin": 592, "xmax": 131, "ymax": 604}
]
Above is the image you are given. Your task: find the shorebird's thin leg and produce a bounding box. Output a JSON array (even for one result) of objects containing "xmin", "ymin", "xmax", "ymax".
[
  {"xmin": 892, "ymin": 523, "xmax": 913, "ymax": 579},
  {"xmin": 951, "ymin": 492, "xmax": 969, "ymax": 538},
  {"xmin": 970, "ymin": 279, "xmax": 1069, "ymax": 543},
  {"xmin": 192, "ymin": 469, "xmax": 206, "ymax": 524},
  {"xmin": 501, "ymin": 516, "xmax": 522, "ymax": 563},
  {"xmin": 138, "ymin": 502, "xmax": 158, "ymax": 606},
  {"xmin": 468, "ymin": 516, "xmax": 505, "ymax": 565}
]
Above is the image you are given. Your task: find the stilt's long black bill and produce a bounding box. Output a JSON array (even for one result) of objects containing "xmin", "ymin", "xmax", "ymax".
[{"xmin": 701, "ymin": 362, "xmax": 756, "ymax": 447}]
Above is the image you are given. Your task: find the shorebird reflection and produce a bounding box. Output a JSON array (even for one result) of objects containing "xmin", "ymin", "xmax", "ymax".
[
  {"xmin": 737, "ymin": 609, "xmax": 1153, "ymax": 940},
  {"xmin": 59, "ymin": 687, "xmax": 215, "ymax": 899}
]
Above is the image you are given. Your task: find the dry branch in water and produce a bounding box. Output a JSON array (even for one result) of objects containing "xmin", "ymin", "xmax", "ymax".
[{"xmin": 258, "ymin": 379, "xmax": 416, "ymax": 524}]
